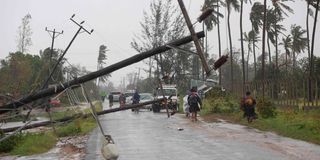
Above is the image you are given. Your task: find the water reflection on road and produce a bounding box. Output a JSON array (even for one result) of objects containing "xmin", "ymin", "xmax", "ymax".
[{"xmin": 85, "ymin": 101, "xmax": 320, "ymax": 160}]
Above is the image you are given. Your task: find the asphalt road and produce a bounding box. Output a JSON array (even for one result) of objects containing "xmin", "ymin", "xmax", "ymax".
[{"xmin": 85, "ymin": 101, "xmax": 320, "ymax": 160}]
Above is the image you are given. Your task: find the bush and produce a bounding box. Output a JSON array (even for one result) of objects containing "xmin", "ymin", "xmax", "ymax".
[
  {"xmin": 202, "ymin": 96, "xmax": 239, "ymax": 114},
  {"xmin": 256, "ymin": 98, "xmax": 277, "ymax": 118},
  {"xmin": 0, "ymin": 132, "xmax": 22, "ymax": 153}
]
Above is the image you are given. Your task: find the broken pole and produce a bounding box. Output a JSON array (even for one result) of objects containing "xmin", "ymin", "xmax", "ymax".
[
  {"xmin": 1, "ymin": 99, "xmax": 164, "ymax": 133},
  {"xmin": 177, "ymin": 0, "xmax": 210, "ymax": 76},
  {"xmin": 0, "ymin": 31, "xmax": 205, "ymax": 114}
]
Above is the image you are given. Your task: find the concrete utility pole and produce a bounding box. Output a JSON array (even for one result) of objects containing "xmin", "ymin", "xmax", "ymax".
[
  {"xmin": 45, "ymin": 28, "xmax": 63, "ymax": 73},
  {"xmin": 177, "ymin": 0, "xmax": 210, "ymax": 76},
  {"xmin": 44, "ymin": 27, "xmax": 63, "ymax": 88},
  {"xmin": 41, "ymin": 14, "xmax": 93, "ymax": 90},
  {"xmin": 0, "ymin": 31, "xmax": 205, "ymax": 114}
]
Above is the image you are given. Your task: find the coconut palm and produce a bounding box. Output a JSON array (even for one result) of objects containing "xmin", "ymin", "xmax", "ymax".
[
  {"xmin": 202, "ymin": 0, "xmax": 225, "ymax": 85},
  {"xmin": 96, "ymin": 45, "xmax": 108, "ymax": 86},
  {"xmin": 243, "ymin": 30, "xmax": 260, "ymax": 80},
  {"xmin": 310, "ymin": 0, "xmax": 320, "ymax": 76},
  {"xmin": 240, "ymin": 0, "xmax": 251, "ymax": 93},
  {"xmin": 271, "ymin": 0, "xmax": 294, "ymax": 72},
  {"xmin": 226, "ymin": 0, "xmax": 240, "ymax": 91},
  {"xmin": 279, "ymin": 35, "xmax": 291, "ymax": 73},
  {"xmin": 290, "ymin": 24, "xmax": 308, "ymax": 68},
  {"xmin": 262, "ymin": 0, "xmax": 267, "ymax": 98}
]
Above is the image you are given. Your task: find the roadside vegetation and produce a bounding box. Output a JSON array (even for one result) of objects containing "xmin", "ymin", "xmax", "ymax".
[
  {"xmin": 200, "ymin": 89, "xmax": 320, "ymax": 145},
  {"xmin": 0, "ymin": 101, "xmax": 102, "ymax": 156}
]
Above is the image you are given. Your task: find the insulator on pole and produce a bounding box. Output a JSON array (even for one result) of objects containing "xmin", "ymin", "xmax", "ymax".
[{"xmin": 197, "ymin": 8, "xmax": 214, "ymax": 23}]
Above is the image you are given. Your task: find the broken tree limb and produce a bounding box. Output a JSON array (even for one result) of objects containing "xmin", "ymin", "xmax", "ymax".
[
  {"xmin": 1, "ymin": 99, "xmax": 164, "ymax": 133},
  {"xmin": 0, "ymin": 31, "xmax": 205, "ymax": 114}
]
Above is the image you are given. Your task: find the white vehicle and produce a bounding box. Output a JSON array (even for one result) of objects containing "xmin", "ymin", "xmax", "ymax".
[{"xmin": 152, "ymin": 84, "xmax": 179, "ymax": 112}]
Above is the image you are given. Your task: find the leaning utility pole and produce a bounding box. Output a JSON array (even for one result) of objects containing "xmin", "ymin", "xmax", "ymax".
[
  {"xmin": 45, "ymin": 27, "xmax": 63, "ymax": 75},
  {"xmin": 41, "ymin": 14, "xmax": 93, "ymax": 90},
  {"xmin": 0, "ymin": 31, "xmax": 205, "ymax": 114},
  {"xmin": 177, "ymin": 0, "xmax": 210, "ymax": 76}
]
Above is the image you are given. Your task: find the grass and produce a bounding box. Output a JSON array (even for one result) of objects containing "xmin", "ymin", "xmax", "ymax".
[
  {"xmin": 10, "ymin": 132, "xmax": 57, "ymax": 156},
  {"xmin": 56, "ymin": 117, "xmax": 97, "ymax": 137},
  {"xmin": 202, "ymin": 108, "xmax": 320, "ymax": 145},
  {"xmin": 1, "ymin": 101, "xmax": 102, "ymax": 156}
]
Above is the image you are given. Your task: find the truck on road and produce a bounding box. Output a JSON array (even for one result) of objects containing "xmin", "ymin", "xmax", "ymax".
[{"xmin": 152, "ymin": 84, "xmax": 179, "ymax": 113}]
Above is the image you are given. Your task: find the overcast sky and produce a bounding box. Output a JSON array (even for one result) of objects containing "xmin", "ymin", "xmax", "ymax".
[{"xmin": 1, "ymin": 0, "xmax": 319, "ymax": 87}]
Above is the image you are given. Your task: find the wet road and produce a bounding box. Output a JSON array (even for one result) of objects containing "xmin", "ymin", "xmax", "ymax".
[{"xmin": 85, "ymin": 101, "xmax": 320, "ymax": 160}]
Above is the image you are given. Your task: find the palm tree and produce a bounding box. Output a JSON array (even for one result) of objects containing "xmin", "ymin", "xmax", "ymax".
[
  {"xmin": 243, "ymin": 30, "xmax": 260, "ymax": 80},
  {"xmin": 280, "ymin": 35, "xmax": 292, "ymax": 73},
  {"xmin": 243, "ymin": 32, "xmax": 251, "ymax": 82},
  {"xmin": 309, "ymin": 0, "xmax": 320, "ymax": 101},
  {"xmin": 97, "ymin": 45, "xmax": 108, "ymax": 86},
  {"xmin": 310, "ymin": 0, "xmax": 320, "ymax": 77},
  {"xmin": 240, "ymin": 0, "xmax": 251, "ymax": 94},
  {"xmin": 271, "ymin": 0, "xmax": 294, "ymax": 70},
  {"xmin": 290, "ymin": 24, "xmax": 308, "ymax": 68},
  {"xmin": 262, "ymin": 0, "xmax": 267, "ymax": 99},
  {"xmin": 226, "ymin": 0, "xmax": 240, "ymax": 91},
  {"xmin": 202, "ymin": 0, "xmax": 225, "ymax": 85}
]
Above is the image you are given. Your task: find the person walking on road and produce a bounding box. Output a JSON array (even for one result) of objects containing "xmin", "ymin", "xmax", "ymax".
[
  {"xmin": 100, "ymin": 91, "xmax": 107, "ymax": 102},
  {"xmin": 132, "ymin": 90, "xmax": 140, "ymax": 113},
  {"xmin": 240, "ymin": 91, "xmax": 257, "ymax": 123},
  {"xmin": 187, "ymin": 87, "xmax": 202, "ymax": 122},
  {"xmin": 119, "ymin": 93, "xmax": 126, "ymax": 107},
  {"xmin": 108, "ymin": 93, "xmax": 114, "ymax": 108}
]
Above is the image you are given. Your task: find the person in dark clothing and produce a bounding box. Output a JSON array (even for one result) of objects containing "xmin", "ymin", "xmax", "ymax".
[
  {"xmin": 187, "ymin": 88, "xmax": 202, "ymax": 122},
  {"xmin": 108, "ymin": 94, "xmax": 114, "ymax": 108},
  {"xmin": 132, "ymin": 90, "xmax": 140, "ymax": 112},
  {"xmin": 240, "ymin": 91, "xmax": 257, "ymax": 123},
  {"xmin": 119, "ymin": 93, "xmax": 126, "ymax": 107}
]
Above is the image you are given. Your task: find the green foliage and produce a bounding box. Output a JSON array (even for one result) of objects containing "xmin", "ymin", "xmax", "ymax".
[
  {"xmin": 10, "ymin": 132, "xmax": 56, "ymax": 156},
  {"xmin": 56, "ymin": 117, "xmax": 97, "ymax": 137},
  {"xmin": 56, "ymin": 119, "xmax": 82, "ymax": 137},
  {"xmin": 201, "ymin": 88, "xmax": 239, "ymax": 115},
  {"xmin": 256, "ymin": 98, "xmax": 277, "ymax": 118},
  {"xmin": 0, "ymin": 49, "xmax": 64, "ymax": 97},
  {"xmin": 0, "ymin": 133, "xmax": 22, "ymax": 153}
]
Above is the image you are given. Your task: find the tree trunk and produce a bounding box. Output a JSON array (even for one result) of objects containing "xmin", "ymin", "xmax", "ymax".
[
  {"xmin": 217, "ymin": 1, "xmax": 222, "ymax": 86},
  {"xmin": 275, "ymin": 22, "xmax": 279, "ymax": 74},
  {"xmin": 247, "ymin": 46, "xmax": 250, "ymax": 82},
  {"xmin": 267, "ymin": 34, "xmax": 272, "ymax": 65},
  {"xmin": 240, "ymin": 0, "xmax": 246, "ymax": 94},
  {"xmin": 227, "ymin": 6, "xmax": 234, "ymax": 91},
  {"xmin": 307, "ymin": 2, "xmax": 312, "ymax": 101},
  {"xmin": 310, "ymin": 0, "xmax": 320, "ymax": 101},
  {"xmin": 311, "ymin": 0, "xmax": 320, "ymax": 74},
  {"xmin": 262, "ymin": 0, "xmax": 267, "ymax": 99},
  {"xmin": 0, "ymin": 32, "xmax": 205, "ymax": 114},
  {"xmin": 252, "ymin": 26, "xmax": 257, "ymax": 79}
]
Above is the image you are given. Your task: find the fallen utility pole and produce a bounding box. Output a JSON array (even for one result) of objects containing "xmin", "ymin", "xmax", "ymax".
[
  {"xmin": 1, "ymin": 99, "xmax": 164, "ymax": 133},
  {"xmin": 0, "ymin": 31, "xmax": 205, "ymax": 114},
  {"xmin": 177, "ymin": 0, "xmax": 210, "ymax": 76}
]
